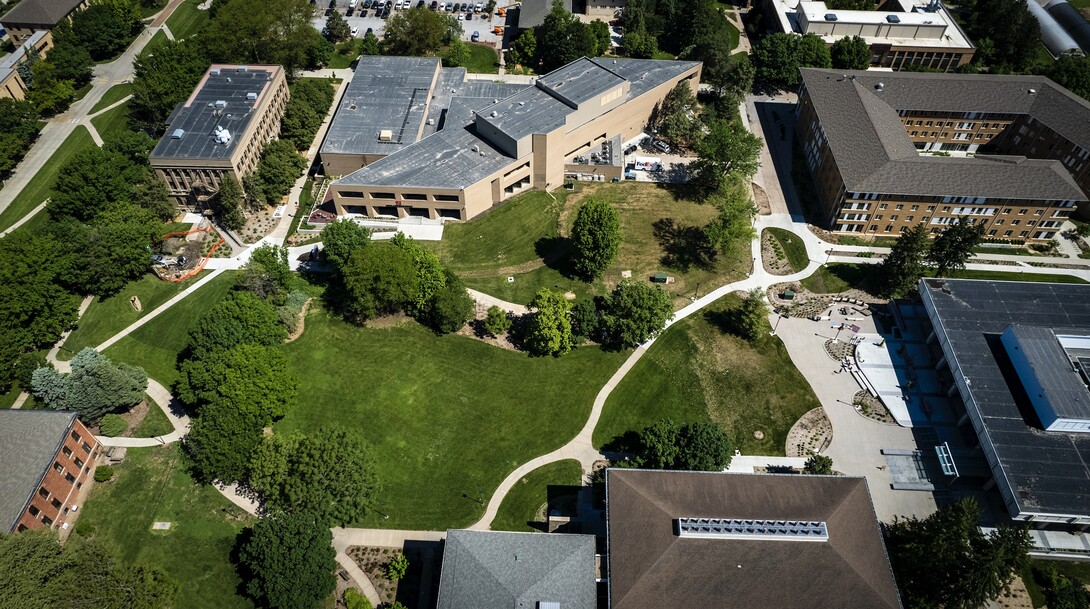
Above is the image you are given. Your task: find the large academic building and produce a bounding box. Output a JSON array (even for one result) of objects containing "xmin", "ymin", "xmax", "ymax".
[
  {"xmin": 321, "ymin": 56, "xmax": 700, "ymax": 222},
  {"xmin": 797, "ymin": 68, "xmax": 1090, "ymax": 241},
  {"xmin": 150, "ymin": 64, "xmax": 289, "ymax": 209}
]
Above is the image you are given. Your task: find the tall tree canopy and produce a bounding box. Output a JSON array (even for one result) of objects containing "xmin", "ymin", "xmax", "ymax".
[
  {"xmin": 831, "ymin": 35, "xmax": 871, "ymax": 70},
  {"xmin": 201, "ymin": 0, "xmax": 326, "ymax": 75},
  {"xmin": 382, "ymin": 7, "xmax": 461, "ymax": 56},
  {"xmin": 570, "ymin": 198, "xmax": 621, "ymax": 280},
  {"xmin": 130, "ymin": 39, "xmax": 210, "ymax": 133},
  {"xmin": 599, "ymin": 281, "xmax": 673, "ymax": 349},
  {"xmin": 877, "ymin": 223, "xmax": 930, "ymax": 298},
  {"xmin": 185, "ymin": 290, "xmax": 288, "ymax": 359},
  {"xmin": 524, "ymin": 288, "xmax": 574, "ymax": 357},
  {"xmin": 928, "ymin": 217, "xmax": 985, "ymax": 277},
  {"xmin": 237, "ymin": 513, "xmax": 337, "ymax": 609},
  {"xmin": 636, "ymin": 419, "xmax": 734, "ymax": 471},
  {"xmin": 177, "ymin": 343, "xmax": 298, "ymax": 422},
  {"xmin": 341, "ymin": 245, "xmax": 420, "ymax": 321},
  {"xmin": 691, "ymin": 118, "xmax": 763, "ymax": 193},
  {"xmin": 537, "ymin": 0, "xmax": 601, "ymax": 72}
]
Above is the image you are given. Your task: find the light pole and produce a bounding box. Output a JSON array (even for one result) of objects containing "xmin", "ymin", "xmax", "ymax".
[
  {"xmin": 832, "ymin": 323, "xmax": 844, "ymax": 343},
  {"xmin": 770, "ymin": 310, "xmax": 783, "ymax": 336},
  {"xmin": 823, "ymin": 248, "xmax": 833, "ymax": 266}
]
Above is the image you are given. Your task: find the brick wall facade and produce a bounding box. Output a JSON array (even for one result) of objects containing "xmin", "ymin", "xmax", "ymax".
[{"xmin": 14, "ymin": 419, "xmax": 99, "ymax": 533}]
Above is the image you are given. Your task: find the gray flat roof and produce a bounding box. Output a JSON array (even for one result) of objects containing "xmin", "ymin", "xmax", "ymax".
[
  {"xmin": 606, "ymin": 469, "xmax": 902, "ymax": 609},
  {"xmin": 920, "ymin": 278, "xmax": 1090, "ymax": 518},
  {"xmin": 476, "ymin": 86, "xmax": 571, "ymax": 141},
  {"xmin": 516, "ymin": 0, "xmax": 571, "ymax": 28},
  {"xmin": 320, "ymin": 56, "xmax": 442, "ymax": 158},
  {"xmin": 537, "ymin": 57, "xmax": 627, "ymax": 106},
  {"xmin": 437, "ymin": 529, "xmax": 596, "ymax": 609},
  {"xmin": 0, "ymin": 410, "xmax": 77, "ymax": 532},
  {"xmin": 1004, "ymin": 325, "xmax": 1090, "ymax": 421},
  {"xmin": 151, "ymin": 65, "xmax": 280, "ymax": 162},
  {"xmin": 1, "ymin": 0, "xmax": 82, "ymax": 26},
  {"xmin": 800, "ymin": 68, "xmax": 1090, "ymax": 201}
]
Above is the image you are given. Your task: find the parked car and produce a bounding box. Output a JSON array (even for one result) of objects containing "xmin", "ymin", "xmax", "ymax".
[
  {"xmin": 366, "ymin": 27, "xmax": 373, "ymax": 34},
  {"xmin": 348, "ymin": 0, "xmax": 357, "ymax": 7},
  {"xmin": 417, "ymin": 0, "xmax": 425, "ymax": 7},
  {"xmin": 653, "ymin": 140, "xmax": 671, "ymax": 153},
  {"xmin": 475, "ymin": 2, "xmax": 482, "ymax": 10},
  {"xmin": 465, "ymin": 11, "xmax": 472, "ymax": 19},
  {"xmin": 471, "ymin": 30, "xmax": 479, "ymax": 41},
  {"xmin": 351, "ymin": 26, "xmax": 359, "ymax": 35}
]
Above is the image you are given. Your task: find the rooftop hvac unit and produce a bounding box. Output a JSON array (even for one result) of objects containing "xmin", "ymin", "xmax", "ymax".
[
  {"xmin": 825, "ymin": 12, "xmax": 838, "ymax": 20},
  {"xmin": 214, "ymin": 126, "xmax": 232, "ymax": 145},
  {"xmin": 875, "ymin": 81, "xmax": 885, "ymax": 91},
  {"xmin": 490, "ymin": 110, "xmax": 498, "ymax": 117},
  {"xmin": 210, "ymin": 68, "xmax": 220, "ymax": 75},
  {"xmin": 378, "ymin": 129, "xmax": 393, "ymax": 141},
  {"xmin": 238, "ymin": 66, "xmax": 248, "ymax": 72},
  {"xmin": 214, "ymin": 100, "xmax": 227, "ymax": 109},
  {"xmin": 246, "ymin": 92, "xmax": 257, "ymax": 102},
  {"xmin": 886, "ymin": 14, "xmax": 900, "ymax": 22},
  {"xmin": 171, "ymin": 128, "xmax": 185, "ymax": 139}
]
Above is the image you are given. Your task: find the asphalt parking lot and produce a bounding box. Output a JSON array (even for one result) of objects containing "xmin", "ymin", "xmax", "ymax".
[{"xmin": 313, "ymin": 0, "xmax": 507, "ymax": 45}]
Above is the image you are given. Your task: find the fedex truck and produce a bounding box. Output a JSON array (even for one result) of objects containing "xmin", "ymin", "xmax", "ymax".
[{"xmin": 633, "ymin": 156, "xmax": 662, "ymax": 171}]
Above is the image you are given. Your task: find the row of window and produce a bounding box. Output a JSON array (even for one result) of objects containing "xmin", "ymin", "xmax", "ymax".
[
  {"xmin": 844, "ymin": 222, "xmax": 1056, "ymax": 241},
  {"xmin": 906, "ymin": 119, "xmax": 1004, "ymax": 129}
]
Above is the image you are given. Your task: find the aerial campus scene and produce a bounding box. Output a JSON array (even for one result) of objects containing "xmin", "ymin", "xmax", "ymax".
[{"xmin": 2, "ymin": 0, "xmax": 1090, "ymax": 606}]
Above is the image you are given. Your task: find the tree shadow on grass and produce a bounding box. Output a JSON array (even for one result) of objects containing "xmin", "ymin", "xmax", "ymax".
[
  {"xmin": 703, "ymin": 307, "xmax": 747, "ymax": 339},
  {"xmin": 652, "ymin": 218, "xmax": 716, "ymax": 272},
  {"xmin": 534, "ymin": 236, "xmax": 576, "ymax": 277}
]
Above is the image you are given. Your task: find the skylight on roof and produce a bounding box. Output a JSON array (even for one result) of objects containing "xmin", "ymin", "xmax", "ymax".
[{"xmin": 676, "ymin": 518, "xmax": 829, "ymax": 541}]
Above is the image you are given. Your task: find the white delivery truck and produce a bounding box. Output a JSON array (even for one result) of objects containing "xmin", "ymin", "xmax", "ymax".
[{"xmin": 632, "ymin": 156, "xmax": 663, "ymax": 171}]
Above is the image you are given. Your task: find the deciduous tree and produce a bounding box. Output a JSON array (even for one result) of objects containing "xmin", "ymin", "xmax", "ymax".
[
  {"xmin": 691, "ymin": 118, "xmax": 762, "ymax": 193},
  {"xmin": 184, "ymin": 398, "xmax": 266, "ymax": 483},
  {"xmin": 969, "ymin": 0, "xmax": 1039, "ymax": 71},
  {"xmin": 341, "ymin": 245, "xmax": 420, "ymax": 320},
  {"xmin": 831, "ymin": 35, "xmax": 871, "ymax": 70},
  {"xmin": 201, "ymin": 0, "xmax": 325, "ymax": 75},
  {"xmin": 704, "ymin": 174, "xmax": 757, "ymax": 259},
  {"xmin": 885, "ymin": 498, "xmax": 1031, "ymax": 609},
  {"xmin": 1045, "ymin": 52, "xmax": 1090, "ymax": 101},
  {"xmin": 321, "ymin": 219, "xmax": 372, "ymax": 270},
  {"xmin": 929, "ymin": 217, "xmax": 985, "ymax": 277},
  {"xmin": 537, "ymin": 0, "xmax": 599, "ymax": 72},
  {"xmin": 249, "ymin": 428, "xmax": 378, "ymax": 525},
  {"xmin": 524, "ymin": 288, "xmax": 574, "ymax": 356},
  {"xmin": 70, "ymin": 3, "xmax": 139, "ymax": 60},
  {"xmin": 51, "ymin": 202, "xmax": 161, "ymax": 296},
  {"xmin": 130, "ymin": 39, "xmax": 210, "ymax": 133},
  {"xmin": 570, "ymin": 198, "xmax": 621, "ymax": 280},
  {"xmin": 599, "ymin": 281, "xmax": 673, "ymax": 349},
  {"xmin": 423, "ymin": 270, "xmax": 473, "ymax": 334},
  {"xmin": 637, "ymin": 419, "xmax": 733, "ymax": 471},
  {"xmin": 237, "ymin": 513, "xmax": 337, "ymax": 609},
  {"xmin": 215, "ymin": 174, "xmax": 246, "ymax": 230},
  {"xmin": 733, "ymin": 288, "xmax": 767, "ymax": 341},
  {"xmin": 382, "ymin": 7, "xmax": 461, "ymax": 56},
  {"xmin": 177, "ymin": 343, "xmax": 298, "ymax": 422},
  {"xmin": 186, "ymin": 290, "xmax": 288, "ymax": 359},
  {"xmin": 878, "ymin": 223, "xmax": 930, "ymax": 297}
]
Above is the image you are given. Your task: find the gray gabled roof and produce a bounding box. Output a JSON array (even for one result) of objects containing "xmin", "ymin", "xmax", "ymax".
[
  {"xmin": 0, "ymin": 410, "xmax": 77, "ymax": 532},
  {"xmin": 0, "ymin": 0, "xmax": 83, "ymax": 26},
  {"xmin": 437, "ymin": 529, "xmax": 596, "ymax": 609},
  {"xmin": 800, "ymin": 68, "xmax": 1090, "ymax": 201}
]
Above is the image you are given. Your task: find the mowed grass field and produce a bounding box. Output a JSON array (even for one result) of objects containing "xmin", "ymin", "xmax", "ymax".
[
  {"xmin": 75, "ymin": 445, "xmax": 255, "ymax": 609},
  {"xmin": 491, "ymin": 459, "xmax": 583, "ymax": 532},
  {"xmin": 165, "ymin": 0, "xmax": 210, "ymax": 40},
  {"xmin": 800, "ymin": 262, "xmax": 1088, "ymax": 295},
  {"xmin": 88, "ymin": 83, "xmax": 133, "ymax": 114},
  {"xmin": 104, "ymin": 271, "xmax": 239, "ymax": 387},
  {"xmin": 594, "ymin": 293, "xmax": 821, "ymax": 456},
  {"xmin": 278, "ymin": 308, "xmax": 626, "ymax": 530},
  {"xmin": 0, "ymin": 126, "xmax": 96, "ymax": 233},
  {"xmin": 60, "ymin": 272, "xmax": 210, "ymax": 359},
  {"xmin": 433, "ymin": 184, "xmax": 749, "ymax": 308}
]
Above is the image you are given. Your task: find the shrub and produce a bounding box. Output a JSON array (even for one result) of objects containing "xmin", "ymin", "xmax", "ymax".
[
  {"xmin": 385, "ymin": 553, "xmax": 409, "ymax": 580},
  {"xmin": 483, "ymin": 305, "xmax": 511, "ymax": 336},
  {"xmin": 94, "ymin": 466, "xmax": 114, "ymax": 482},
  {"xmin": 344, "ymin": 589, "xmax": 372, "ymax": 609},
  {"xmin": 98, "ymin": 414, "xmax": 128, "ymax": 437}
]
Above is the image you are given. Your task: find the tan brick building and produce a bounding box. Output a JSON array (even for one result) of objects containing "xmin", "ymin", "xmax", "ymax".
[
  {"xmin": 797, "ymin": 68, "xmax": 1090, "ymax": 242},
  {"xmin": 0, "ymin": 30, "xmax": 53, "ymax": 101},
  {"xmin": 150, "ymin": 64, "xmax": 289, "ymax": 209},
  {"xmin": 0, "ymin": 410, "xmax": 99, "ymax": 534},
  {"xmin": 767, "ymin": 0, "xmax": 975, "ymax": 72},
  {"xmin": 324, "ymin": 56, "xmax": 700, "ymax": 221},
  {"xmin": 0, "ymin": 0, "xmax": 88, "ymax": 45}
]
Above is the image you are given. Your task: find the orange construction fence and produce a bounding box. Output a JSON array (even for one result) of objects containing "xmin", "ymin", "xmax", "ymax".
[{"xmin": 158, "ymin": 225, "xmax": 226, "ymax": 282}]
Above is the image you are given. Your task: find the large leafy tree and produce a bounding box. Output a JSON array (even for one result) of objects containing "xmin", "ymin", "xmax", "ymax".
[
  {"xmin": 929, "ymin": 217, "xmax": 985, "ymax": 277},
  {"xmin": 280, "ymin": 78, "xmax": 335, "ymax": 151},
  {"xmin": 652, "ymin": 82, "xmax": 702, "ymax": 150},
  {"xmin": 70, "ymin": 3, "xmax": 140, "ymax": 60},
  {"xmin": 201, "ymin": 0, "xmax": 325, "ymax": 75},
  {"xmin": 537, "ymin": 0, "xmax": 599, "ymax": 72},
  {"xmin": 600, "ymin": 281, "xmax": 673, "ymax": 349},
  {"xmin": 27, "ymin": 60, "xmax": 75, "ymax": 116},
  {"xmin": 40, "ymin": 25, "xmax": 93, "ymax": 87},
  {"xmin": 31, "ymin": 348, "xmax": 147, "ymax": 424},
  {"xmin": 877, "ymin": 223, "xmax": 930, "ymax": 297},
  {"xmin": 391, "ymin": 233, "xmax": 446, "ymax": 315},
  {"xmin": 184, "ymin": 398, "xmax": 266, "ymax": 483},
  {"xmin": 704, "ymin": 174, "xmax": 757, "ymax": 259},
  {"xmin": 382, "ymin": 7, "xmax": 461, "ymax": 56},
  {"xmin": 249, "ymin": 428, "xmax": 378, "ymax": 525},
  {"xmin": 423, "ymin": 270, "xmax": 473, "ymax": 334},
  {"xmin": 247, "ymin": 140, "xmax": 307, "ymax": 207},
  {"xmin": 637, "ymin": 419, "xmax": 734, "ymax": 471},
  {"xmin": 831, "ymin": 35, "xmax": 871, "ymax": 70},
  {"xmin": 0, "ymin": 98, "xmax": 41, "ymax": 175},
  {"xmin": 506, "ymin": 29, "xmax": 537, "ymax": 67},
  {"xmin": 130, "ymin": 39, "xmax": 210, "ymax": 133},
  {"xmin": 214, "ymin": 174, "xmax": 246, "ymax": 230},
  {"xmin": 797, "ymin": 32, "xmax": 832, "ymax": 69},
  {"xmin": 185, "ymin": 290, "xmax": 288, "ymax": 359},
  {"xmin": 341, "ymin": 245, "xmax": 420, "ymax": 321},
  {"xmin": 885, "ymin": 498, "xmax": 1030, "ymax": 609},
  {"xmin": 733, "ymin": 288, "xmax": 768, "ymax": 341},
  {"xmin": 237, "ymin": 513, "xmax": 337, "ymax": 609},
  {"xmin": 969, "ymin": 0, "xmax": 1039, "ymax": 71},
  {"xmin": 826, "ymin": 0, "xmax": 875, "ymax": 9},
  {"xmin": 321, "ymin": 219, "xmax": 372, "ymax": 271},
  {"xmin": 325, "ymin": 9, "xmax": 351, "ymax": 42},
  {"xmin": 50, "ymin": 202, "xmax": 161, "ymax": 296},
  {"xmin": 570, "ymin": 198, "xmax": 621, "ymax": 280},
  {"xmin": 0, "ymin": 531, "xmax": 177, "ymax": 609},
  {"xmin": 691, "ymin": 118, "xmax": 763, "ymax": 193},
  {"xmin": 0, "ymin": 233, "xmax": 79, "ymax": 391},
  {"xmin": 1045, "ymin": 52, "xmax": 1090, "ymax": 100},
  {"xmin": 524, "ymin": 288, "xmax": 574, "ymax": 357},
  {"xmin": 49, "ymin": 146, "xmax": 149, "ymax": 221},
  {"xmin": 177, "ymin": 343, "xmax": 298, "ymax": 422},
  {"xmin": 243, "ymin": 244, "xmax": 295, "ymax": 301}
]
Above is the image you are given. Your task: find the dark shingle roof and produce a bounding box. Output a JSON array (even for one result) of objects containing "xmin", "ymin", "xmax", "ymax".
[
  {"xmin": 799, "ymin": 68, "xmax": 1090, "ymax": 201},
  {"xmin": 0, "ymin": 410, "xmax": 77, "ymax": 532},
  {"xmin": 437, "ymin": 529, "xmax": 596, "ymax": 609},
  {"xmin": 0, "ymin": 0, "xmax": 83, "ymax": 27},
  {"xmin": 606, "ymin": 469, "xmax": 902, "ymax": 609}
]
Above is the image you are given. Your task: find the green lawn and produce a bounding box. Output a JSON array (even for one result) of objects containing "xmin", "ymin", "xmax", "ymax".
[
  {"xmin": 463, "ymin": 264, "xmax": 592, "ymax": 308},
  {"xmin": 140, "ymin": 0, "xmax": 168, "ymax": 17},
  {"xmin": 1021, "ymin": 559, "xmax": 1090, "ymax": 608},
  {"xmin": 0, "ymin": 126, "xmax": 96, "ymax": 233},
  {"xmin": 464, "ymin": 43, "xmax": 499, "ymax": 74},
  {"xmin": 75, "ymin": 445, "xmax": 254, "ymax": 609},
  {"xmin": 800, "ymin": 263, "xmax": 1088, "ymax": 294},
  {"xmin": 491, "ymin": 460, "xmax": 582, "ymax": 532},
  {"xmin": 278, "ymin": 309, "xmax": 627, "ymax": 530},
  {"xmin": 132, "ymin": 401, "xmax": 174, "ymax": 437},
  {"xmin": 60, "ymin": 272, "xmax": 210, "ymax": 360},
  {"xmin": 144, "ymin": 29, "xmax": 168, "ymax": 52},
  {"xmin": 0, "ymin": 386, "xmax": 21, "ymax": 408},
  {"xmin": 327, "ymin": 40, "xmax": 360, "ymax": 70},
  {"xmin": 594, "ymin": 293, "xmax": 821, "ymax": 455},
  {"xmin": 766, "ymin": 227, "xmax": 808, "ymax": 273},
  {"xmin": 90, "ymin": 101, "xmax": 132, "ymax": 141},
  {"xmin": 165, "ymin": 0, "xmax": 210, "ymax": 40},
  {"xmin": 104, "ymin": 271, "xmax": 240, "ymax": 387},
  {"xmin": 89, "ymin": 83, "xmax": 134, "ymax": 114}
]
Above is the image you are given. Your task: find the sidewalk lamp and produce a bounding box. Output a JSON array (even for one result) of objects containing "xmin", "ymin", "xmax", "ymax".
[
  {"xmin": 823, "ymin": 249, "xmax": 833, "ymax": 266},
  {"xmin": 770, "ymin": 310, "xmax": 783, "ymax": 336}
]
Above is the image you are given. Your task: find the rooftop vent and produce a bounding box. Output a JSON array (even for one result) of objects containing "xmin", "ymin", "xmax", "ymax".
[
  {"xmin": 472, "ymin": 144, "xmax": 480, "ymax": 153},
  {"xmin": 427, "ymin": 118, "xmax": 435, "ymax": 125},
  {"xmin": 1028, "ymin": 88, "xmax": 1037, "ymax": 95},
  {"xmin": 824, "ymin": 12, "xmax": 838, "ymax": 20},
  {"xmin": 875, "ymin": 81, "xmax": 885, "ymax": 91},
  {"xmin": 886, "ymin": 14, "xmax": 900, "ymax": 22},
  {"xmin": 676, "ymin": 518, "xmax": 829, "ymax": 542},
  {"xmin": 518, "ymin": 101, "xmax": 525, "ymax": 106},
  {"xmin": 171, "ymin": 128, "xmax": 185, "ymax": 139},
  {"xmin": 490, "ymin": 110, "xmax": 498, "ymax": 117},
  {"xmin": 210, "ymin": 68, "xmax": 221, "ymax": 75},
  {"xmin": 214, "ymin": 100, "xmax": 227, "ymax": 109},
  {"xmin": 246, "ymin": 92, "xmax": 257, "ymax": 102},
  {"xmin": 378, "ymin": 129, "xmax": 393, "ymax": 141},
  {"xmin": 237, "ymin": 66, "xmax": 248, "ymax": 72}
]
